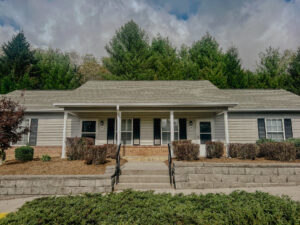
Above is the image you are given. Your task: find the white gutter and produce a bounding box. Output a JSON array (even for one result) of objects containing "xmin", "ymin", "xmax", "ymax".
[{"xmin": 229, "ymin": 109, "xmax": 300, "ymax": 112}]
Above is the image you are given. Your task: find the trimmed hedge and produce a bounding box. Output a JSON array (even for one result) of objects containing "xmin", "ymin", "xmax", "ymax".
[
  {"xmin": 173, "ymin": 140, "xmax": 199, "ymax": 160},
  {"xmin": 105, "ymin": 144, "xmax": 118, "ymax": 159},
  {"xmin": 84, "ymin": 145, "xmax": 107, "ymax": 165},
  {"xmin": 66, "ymin": 137, "xmax": 94, "ymax": 160},
  {"xmin": 229, "ymin": 143, "xmax": 258, "ymax": 160},
  {"xmin": 286, "ymin": 138, "xmax": 300, "ymax": 159},
  {"xmin": 260, "ymin": 142, "xmax": 296, "ymax": 161},
  {"xmin": 14, "ymin": 146, "xmax": 34, "ymax": 161},
  {"xmin": 206, "ymin": 141, "xmax": 224, "ymax": 158},
  {"xmin": 1, "ymin": 190, "xmax": 300, "ymax": 225}
]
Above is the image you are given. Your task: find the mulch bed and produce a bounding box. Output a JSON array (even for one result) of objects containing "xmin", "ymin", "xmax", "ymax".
[{"xmin": 0, "ymin": 158, "xmax": 127, "ymax": 175}]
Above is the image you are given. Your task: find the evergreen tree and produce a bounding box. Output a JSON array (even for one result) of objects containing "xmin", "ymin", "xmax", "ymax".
[{"xmin": 288, "ymin": 48, "xmax": 300, "ymax": 95}]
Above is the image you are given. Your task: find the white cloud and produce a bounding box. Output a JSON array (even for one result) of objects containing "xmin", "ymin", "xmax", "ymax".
[{"xmin": 0, "ymin": 0, "xmax": 299, "ymax": 69}]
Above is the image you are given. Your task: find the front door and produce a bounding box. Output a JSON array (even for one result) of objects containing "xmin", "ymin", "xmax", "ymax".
[{"xmin": 199, "ymin": 121, "xmax": 212, "ymax": 157}]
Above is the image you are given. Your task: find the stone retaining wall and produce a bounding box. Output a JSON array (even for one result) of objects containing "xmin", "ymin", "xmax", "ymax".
[
  {"xmin": 0, "ymin": 166, "xmax": 114, "ymax": 197},
  {"xmin": 174, "ymin": 162, "xmax": 300, "ymax": 189}
]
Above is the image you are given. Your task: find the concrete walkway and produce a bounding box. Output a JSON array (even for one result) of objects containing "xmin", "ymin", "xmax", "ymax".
[{"xmin": 0, "ymin": 186, "xmax": 299, "ymax": 214}]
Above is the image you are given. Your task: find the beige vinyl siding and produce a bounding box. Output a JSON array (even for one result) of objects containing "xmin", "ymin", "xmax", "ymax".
[
  {"xmin": 214, "ymin": 114, "xmax": 225, "ymax": 142},
  {"xmin": 228, "ymin": 113, "xmax": 300, "ymax": 143}
]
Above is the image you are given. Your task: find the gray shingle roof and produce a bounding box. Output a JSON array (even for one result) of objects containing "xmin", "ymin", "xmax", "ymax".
[{"xmin": 2, "ymin": 81, "xmax": 300, "ymax": 112}]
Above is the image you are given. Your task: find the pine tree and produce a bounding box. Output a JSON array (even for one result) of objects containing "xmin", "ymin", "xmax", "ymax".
[{"xmin": 288, "ymin": 48, "xmax": 300, "ymax": 95}]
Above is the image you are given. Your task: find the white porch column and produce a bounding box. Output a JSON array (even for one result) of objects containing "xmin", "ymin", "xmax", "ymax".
[
  {"xmin": 224, "ymin": 110, "xmax": 230, "ymax": 157},
  {"xmin": 117, "ymin": 105, "xmax": 121, "ymax": 146},
  {"xmin": 170, "ymin": 111, "xmax": 174, "ymax": 155},
  {"xmin": 61, "ymin": 111, "xmax": 68, "ymax": 159}
]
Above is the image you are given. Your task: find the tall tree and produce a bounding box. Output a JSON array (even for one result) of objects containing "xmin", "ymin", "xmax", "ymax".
[
  {"xmin": 224, "ymin": 47, "xmax": 247, "ymax": 88},
  {"xmin": 288, "ymin": 47, "xmax": 300, "ymax": 95},
  {"xmin": 103, "ymin": 20, "xmax": 152, "ymax": 80}
]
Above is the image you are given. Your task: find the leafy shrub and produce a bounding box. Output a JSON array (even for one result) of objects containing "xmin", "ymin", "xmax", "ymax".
[
  {"xmin": 286, "ymin": 138, "xmax": 300, "ymax": 159},
  {"xmin": 1, "ymin": 190, "xmax": 300, "ymax": 225},
  {"xmin": 206, "ymin": 141, "xmax": 224, "ymax": 158},
  {"xmin": 15, "ymin": 146, "xmax": 34, "ymax": 161},
  {"xmin": 41, "ymin": 154, "xmax": 51, "ymax": 162},
  {"xmin": 260, "ymin": 142, "xmax": 296, "ymax": 161},
  {"xmin": 173, "ymin": 140, "xmax": 199, "ymax": 160},
  {"xmin": 66, "ymin": 137, "xmax": 94, "ymax": 160},
  {"xmin": 256, "ymin": 139, "xmax": 276, "ymax": 157},
  {"xmin": 105, "ymin": 144, "xmax": 117, "ymax": 159},
  {"xmin": 256, "ymin": 138, "xmax": 275, "ymax": 144},
  {"xmin": 84, "ymin": 145, "xmax": 107, "ymax": 165},
  {"xmin": 229, "ymin": 143, "xmax": 258, "ymax": 160}
]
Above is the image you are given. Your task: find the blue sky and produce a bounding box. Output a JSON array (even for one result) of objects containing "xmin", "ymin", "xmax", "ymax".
[{"xmin": 0, "ymin": 0, "xmax": 299, "ymax": 69}]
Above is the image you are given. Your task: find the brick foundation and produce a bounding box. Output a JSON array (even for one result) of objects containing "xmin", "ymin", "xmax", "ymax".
[
  {"xmin": 120, "ymin": 146, "xmax": 168, "ymax": 156},
  {"xmin": 6, "ymin": 146, "xmax": 61, "ymax": 161}
]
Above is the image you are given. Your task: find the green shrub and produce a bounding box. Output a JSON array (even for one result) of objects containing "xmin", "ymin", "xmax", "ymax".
[
  {"xmin": 1, "ymin": 190, "xmax": 300, "ymax": 225},
  {"xmin": 14, "ymin": 146, "xmax": 34, "ymax": 161},
  {"xmin": 260, "ymin": 142, "xmax": 296, "ymax": 161},
  {"xmin": 229, "ymin": 143, "xmax": 258, "ymax": 160},
  {"xmin": 286, "ymin": 138, "xmax": 300, "ymax": 159},
  {"xmin": 206, "ymin": 141, "xmax": 224, "ymax": 158},
  {"xmin": 84, "ymin": 145, "xmax": 107, "ymax": 165},
  {"xmin": 256, "ymin": 139, "xmax": 276, "ymax": 157},
  {"xmin": 66, "ymin": 137, "xmax": 94, "ymax": 160},
  {"xmin": 256, "ymin": 138, "xmax": 275, "ymax": 144},
  {"xmin": 105, "ymin": 144, "xmax": 117, "ymax": 159},
  {"xmin": 41, "ymin": 154, "xmax": 51, "ymax": 162},
  {"xmin": 173, "ymin": 140, "xmax": 199, "ymax": 160}
]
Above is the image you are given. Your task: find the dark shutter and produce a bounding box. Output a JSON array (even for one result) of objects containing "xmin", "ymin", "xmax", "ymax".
[
  {"xmin": 107, "ymin": 118, "xmax": 115, "ymax": 144},
  {"xmin": 153, "ymin": 118, "xmax": 161, "ymax": 145},
  {"xmin": 133, "ymin": 119, "xmax": 140, "ymax": 145},
  {"xmin": 284, "ymin": 119, "xmax": 293, "ymax": 139},
  {"xmin": 29, "ymin": 119, "xmax": 38, "ymax": 146},
  {"xmin": 179, "ymin": 118, "xmax": 187, "ymax": 140},
  {"xmin": 257, "ymin": 118, "xmax": 266, "ymax": 139}
]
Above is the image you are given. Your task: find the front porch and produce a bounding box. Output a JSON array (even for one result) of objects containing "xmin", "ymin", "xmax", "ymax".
[{"xmin": 56, "ymin": 104, "xmax": 232, "ymax": 159}]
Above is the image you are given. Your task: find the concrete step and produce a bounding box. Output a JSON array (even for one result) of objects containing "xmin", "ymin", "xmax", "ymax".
[
  {"xmin": 121, "ymin": 169, "xmax": 169, "ymax": 176},
  {"xmin": 123, "ymin": 156, "xmax": 168, "ymax": 162},
  {"xmin": 119, "ymin": 175, "xmax": 170, "ymax": 183},
  {"xmin": 115, "ymin": 183, "xmax": 172, "ymax": 190}
]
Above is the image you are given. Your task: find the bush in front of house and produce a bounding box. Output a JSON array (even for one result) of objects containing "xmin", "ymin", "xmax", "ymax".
[
  {"xmin": 260, "ymin": 142, "xmax": 296, "ymax": 161},
  {"xmin": 84, "ymin": 145, "xmax": 107, "ymax": 165},
  {"xmin": 173, "ymin": 140, "xmax": 199, "ymax": 160},
  {"xmin": 66, "ymin": 137, "xmax": 94, "ymax": 160},
  {"xmin": 206, "ymin": 141, "xmax": 224, "ymax": 158},
  {"xmin": 1, "ymin": 190, "xmax": 300, "ymax": 225},
  {"xmin": 229, "ymin": 143, "xmax": 258, "ymax": 160},
  {"xmin": 41, "ymin": 154, "xmax": 51, "ymax": 162},
  {"xmin": 256, "ymin": 138, "xmax": 276, "ymax": 157},
  {"xmin": 105, "ymin": 144, "xmax": 118, "ymax": 159},
  {"xmin": 15, "ymin": 146, "xmax": 34, "ymax": 161},
  {"xmin": 285, "ymin": 138, "xmax": 300, "ymax": 159}
]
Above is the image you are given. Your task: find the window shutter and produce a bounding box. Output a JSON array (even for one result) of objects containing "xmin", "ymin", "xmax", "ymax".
[
  {"xmin": 107, "ymin": 118, "xmax": 115, "ymax": 144},
  {"xmin": 179, "ymin": 118, "xmax": 187, "ymax": 140},
  {"xmin": 257, "ymin": 118, "xmax": 266, "ymax": 139},
  {"xmin": 153, "ymin": 118, "xmax": 161, "ymax": 145},
  {"xmin": 133, "ymin": 119, "xmax": 140, "ymax": 145},
  {"xmin": 284, "ymin": 119, "xmax": 293, "ymax": 139},
  {"xmin": 29, "ymin": 119, "xmax": 38, "ymax": 146}
]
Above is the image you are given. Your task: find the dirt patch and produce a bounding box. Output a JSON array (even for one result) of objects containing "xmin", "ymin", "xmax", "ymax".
[
  {"xmin": 0, "ymin": 158, "xmax": 127, "ymax": 175},
  {"xmin": 170, "ymin": 157, "xmax": 300, "ymax": 164}
]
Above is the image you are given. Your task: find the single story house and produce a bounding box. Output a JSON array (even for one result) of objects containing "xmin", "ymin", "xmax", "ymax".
[{"xmin": 3, "ymin": 80, "xmax": 300, "ymax": 157}]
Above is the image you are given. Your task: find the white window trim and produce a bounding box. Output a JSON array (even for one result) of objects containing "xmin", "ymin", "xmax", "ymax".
[
  {"xmin": 265, "ymin": 118, "xmax": 285, "ymax": 141},
  {"xmin": 13, "ymin": 118, "xmax": 31, "ymax": 146},
  {"xmin": 161, "ymin": 118, "xmax": 179, "ymax": 145},
  {"xmin": 80, "ymin": 119, "xmax": 98, "ymax": 139}
]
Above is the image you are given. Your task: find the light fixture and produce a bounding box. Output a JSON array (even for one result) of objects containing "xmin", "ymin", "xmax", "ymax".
[
  {"xmin": 189, "ymin": 120, "xmax": 193, "ymax": 127},
  {"xmin": 100, "ymin": 120, "xmax": 104, "ymax": 126}
]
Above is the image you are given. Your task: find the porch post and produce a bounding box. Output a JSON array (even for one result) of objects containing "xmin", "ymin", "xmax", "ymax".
[
  {"xmin": 117, "ymin": 105, "xmax": 121, "ymax": 146},
  {"xmin": 224, "ymin": 110, "xmax": 230, "ymax": 157},
  {"xmin": 61, "ymin": 111, "xmax": 68, "ymax": 159},
  {"xmin": 170, "ymin": 111, "xmax": 174, "ymax": 155}
]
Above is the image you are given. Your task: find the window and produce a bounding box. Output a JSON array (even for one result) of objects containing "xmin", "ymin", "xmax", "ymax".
[
  {"xmin": 200, "ymin": 122, "xmax": 211, "ymax": 144},
  {"xmin": 121, "ymin": 119, "xmax": 132, "ymax": 145},
  {"xmin": 81, "ymin": 121, "xmax": 96, "ymax": 139},
  {"xmin": 161, "ymin": 119, "xmax": 179, "ymax": 145},
  {"xmin": 16, "ymin": 119, "xmax": 30, "ymax": 145},
  {"xmin": 266, "ymin": 119, "xmax": 284, "ymax": 141}
]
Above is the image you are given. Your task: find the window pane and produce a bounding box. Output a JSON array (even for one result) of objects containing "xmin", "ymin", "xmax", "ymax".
[
  {"xmin": 161, "ymin": 119, "xmax": 170, "ymax": 132},
  {"xmin": 174, "ymin": 119, "xmax": 179, "ymax": 131},
  {"xmin": 127, "ymin": 119, "xmax": 132, "ymax": 131},
  {"xmin": 121, "ymin": 119, "xmax": 126, "ymax": 131},
  {"xmin": 81, "ymin": 133, "xmax": 96, "ymax": 140},
  {"xmin": 200, "ymin": 134, "xmax": 211, "ymax": 144},
  {"xmin": 200, "ymin": 122, "xmax": 211, "ymax": 133},
  {"xmin": 267, "ymin": 132, "xmax": 284, "ymax": 141},
  {"xmin": 121, "ymin": 132, "xmax": 132, "ymax": 145},
  {"xmin": 174, "ymin": 132, "xmax": 179, "ymax": 140},
  {"xmin": 162, "ymin": 132, "xmax": 170, "ymax": 145},
  {"xmin": 16, "ymin": 119, "xmax": 30, "ymax": 145},
  {"xmin": 82, "ymin": 121, "xmax": 96, "ymax": 132}
]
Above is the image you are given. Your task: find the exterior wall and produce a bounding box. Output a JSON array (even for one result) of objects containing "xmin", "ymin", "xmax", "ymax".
[
  {"xmin": 228, "ymin": 112, "xmax": 300, "ymax": 143},
  {"xmin": 214, "ymin": 114, "xmax": 225, "ymax": 141}
]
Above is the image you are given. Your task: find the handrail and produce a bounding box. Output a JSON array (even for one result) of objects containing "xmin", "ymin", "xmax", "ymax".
[
  {"xmin": 115, "ymin": 144, "xmax": 121, "ymax": 184},
  {"xmin": 168, "ymin": 144, "xmax": 172, "ymax": 185}
]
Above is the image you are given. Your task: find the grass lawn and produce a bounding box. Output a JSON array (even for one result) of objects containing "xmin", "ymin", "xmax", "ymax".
[
  {"xmin": 1, "ymin": 190, "xmax": 299, "ymax": 225},
  {"xmin": 0, "ymin": 158, "xmax": 127, "ymax": 175}
]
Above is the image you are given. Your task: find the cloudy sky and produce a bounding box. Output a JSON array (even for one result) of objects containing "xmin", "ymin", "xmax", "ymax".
[{"xmin": 0, "ymin": 0, "xmax": 299, "ymax": 69}]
